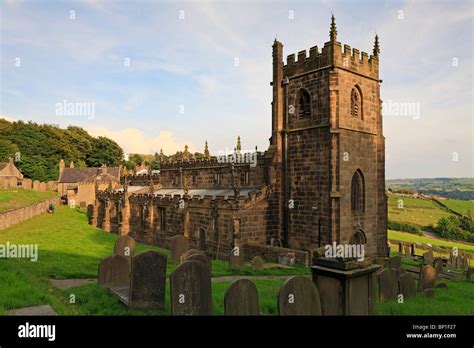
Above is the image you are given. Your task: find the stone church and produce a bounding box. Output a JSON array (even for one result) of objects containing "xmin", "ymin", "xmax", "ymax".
[{"xmin": 92, "ymin": 17, "xmax": 387, "ymax": 261}]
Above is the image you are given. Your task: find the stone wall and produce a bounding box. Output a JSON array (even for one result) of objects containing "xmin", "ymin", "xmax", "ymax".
[
  {"xmin": 243, "ymin": 242, "xmax": 310, "ymax": 266},
  {"xmin": 0, "ymin": 197, "xmax": 60, "ymax": 230}
]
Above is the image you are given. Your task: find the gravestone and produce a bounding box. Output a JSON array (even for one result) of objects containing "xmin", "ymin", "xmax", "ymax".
[
  {"xmin": 398, "ymin": 273, "xmax": 416, "ymax": 299},
  {"xmin": 98, "ymin": 255, "xmax": 131, "ymax": 288},
  {"xmin": 114, "ymin": 235, "xmax": 136, "ymax": 257},
  {"xmin": 277, "ymin": 276, "xmax": 321, "ymax": 315},
  {"xmin": 398, "ymin": 243, "xmax": 403, "ymax": 253},
  {"xmin": 418, "ymin": 265, "xmax": 437, "ymax": 293},
  {"xmin": 224, "ymin": 279, "xmax": 260, "ymax": 315},
  {"xmin": 170, "ymin": 235, "xmax": 188, "ymax": 262},
  {"xmin": 378, "ymin": 268, "xmax": 398, "ymax": 302},
  {"xmin": 186, "ymin": 253, "xmax": 212, "ymax": 273},
  {"xmin": 170, "ymin": 260, "xmax": 213, "ymax": 315},
  {"xmin": 434, "ymin": 258, "xmax": 444, "ymax": 274},
  {"xmin": 87, "ymin": 204, "xmax": 94, "ymax": 224},
  {"xmin": 39, "ymin": 182, "xmax": 47, "ymax": 192},
  {"xmin": 180, "ymin": 248, "xmax": 202, "ymax": 263},
  {"xmin": 46, "ymin": 181, "xmax": 57, "ymax": 191},
  {"xmin": 229, "ymin": 246, "xmax": 245, "ymax": 270},
  {"xmin": 423, "ymin": 251, "xmax": 434, "ymax": 265},
  {"xmin": 251, "ymin": 256, "xmax": 264, "ymax": 271},
  {"xmin": 390, "ymin": 256, "xmax": 401, "ymax": 270},
  {"xmin": 403, "ymin": 245, "xmax": 410, "ymax": 257},
  {"xmin": 129, "ymin": 250, "xmax": 167, "ymax": 309},
  {"xmin": 32, "ymin": 180, "xmax": 40, "ymax": 191},
  {"xmin": 423, "ymin": 288, "xmax": 435, "ymax": 298},
  {"xmin": 410, "ymin": 244, "xmax": 416, "ymax": 256},
  {"xmin": 461, "ymin": 255, "xmax": 469, "ymax": 270},
  {"xmin": 466, "ymin": 268, "xmax": 474, "ymax": 281},
  {"xmin": 22, "ymin": 178, "xmax": 32, "ymax": 190},
  {"xmin": 448, "ymin": 253, "xmax": 454, "ymax": 267}
]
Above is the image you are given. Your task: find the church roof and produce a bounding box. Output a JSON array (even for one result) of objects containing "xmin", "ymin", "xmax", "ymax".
[{"xmin": 59, "ymin": 167, "xmax": 119, "ymax": 183}]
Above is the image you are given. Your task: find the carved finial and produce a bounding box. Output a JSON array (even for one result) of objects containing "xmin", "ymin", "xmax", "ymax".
[
  {"xmin": 183, "ymin": 144, "xmax": 190, "ymax": 161},
  {"xmin": 330, "ymin": 14, "xmax": 337, "ymax": 42},
  {"xmin": 159, "ymin": 148, "xmax": 164, "ymax": 163},
  {"xmin": 204, "ymin": 140, "xmax": 210, "ymax": 159},
  {"xmin": 373, "ymin": 33, "xmax": 380, "ymax": 57},
  {"xmin": 236, "ymin": 136, "xmax": 241, "ymax": 152}
]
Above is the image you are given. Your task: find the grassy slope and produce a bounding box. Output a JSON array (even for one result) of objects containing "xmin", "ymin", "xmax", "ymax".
[
  {"xmin": 0, "ymin": 188, "xmax": 57, "ymax": 212},
  {"xmin": 388, "ymin": 230, "xmax": 474, "ymax": 253},
  {"xmin": 441, "ymin": 199, "xmax": 474, "ymax": 216}
]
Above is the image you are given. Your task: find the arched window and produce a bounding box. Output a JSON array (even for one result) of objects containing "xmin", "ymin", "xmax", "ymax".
[
  {"xmin": 351, "ymin": 169, "xmax": 364, "ymax": 213},
  {"xmin": 198, "ymin": 227, "xmax": 207, "ymax": 250},
  {"xmin": 350, "ymin": 86, "xmax": 362, "ymax": 118},
  {"xmin": 350, "ymin": 229, "xmax": 367, "ymax": 245},
  {"xmin": 296, "ymin": 89, "xmax": 311, "ymax": 118}
]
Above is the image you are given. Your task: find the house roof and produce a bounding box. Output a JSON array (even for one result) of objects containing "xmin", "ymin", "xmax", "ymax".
[
  {"xmin": 0, "ymin": 163, "xmax": 8, "ymax": 171},
  {"xmin": 59, "ymin": 167, "xmax": 119, "ymax": 183}
]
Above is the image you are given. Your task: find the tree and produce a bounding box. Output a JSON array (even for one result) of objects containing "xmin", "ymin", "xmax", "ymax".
[{"xmin": 87, "ymin": 136, "xmax": 123, "ymax": 167}]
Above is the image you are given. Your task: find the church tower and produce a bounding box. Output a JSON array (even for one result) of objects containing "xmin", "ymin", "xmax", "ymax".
[{"xmin": 269, "ymin": 16, "xmax": 387, "ymax": 257}]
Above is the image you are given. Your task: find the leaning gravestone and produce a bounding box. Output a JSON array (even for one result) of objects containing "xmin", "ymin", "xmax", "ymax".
[
  {"xmin": 170, "ymin": 235, "xmax": 188, "ymax": 262},
  {"xmin": 251, "ymin": 256, "xmax": 264, "ymax": 271},
  {"xmin": 186, "ymin": 253, "xmax": 212, "ymax": 273},
  {"xmin": 170, "ymin": 260, "xmax": 213, "ymax": 315},
  {"xmin": 378, "ymin": 268, "xmax": 398, "ymax": 302},
  {"xmin": 423, "ymin": 251, "xmax": 434, "ymax": 266},
  {"xmin": 129, "ymin": 250, "xmax": 167, "ymax": 309},
  {"xmin": 277, "ymin": 276, "xmax": 321, "ymax": 315},
  {"xmin": 398, "ymin": 273, "xmax": 416, "ymax": 299},
  {"xmin": 434, "ymin": 258, "xmax": 444, "ymax": 274},
  {"xmin": 224, "ymin": 278, "xmax": 260, "ymax": 315},
  {"xmin": 418, "ymin": 265, "xmax": 437, "ymax": 293},
  {"xmin": 114, "ymin": 236, "xmax": 136, "ymax": 257},
  {"xmin": 98, "ymin": 255, "xmax": 131, "ymax": 288},
  {"xmin": 229, "ymin": 246, "xmax": 245, "ymax": 271},
  {"xmin": 22, "ymin": 178, "xmax": 32, "ymax": 190},
  {"xmin": 180, "ymin": 248, "xmax": 202, "ymax": 263}
]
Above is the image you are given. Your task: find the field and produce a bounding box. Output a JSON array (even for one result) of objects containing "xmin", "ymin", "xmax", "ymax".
[
  {"xmin": 441, "ymin": 199, "xmax": 474, "ymax": 217},
  {"xmin": 0, "ymin": 205, "xmax": 472, "ymax": 315},
  {"xmin": 0, "ymin": 188, "xmax": 57, "ymax": 212}
]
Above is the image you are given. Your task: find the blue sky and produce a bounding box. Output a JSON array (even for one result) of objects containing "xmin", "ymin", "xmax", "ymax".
[{"xmin": 1, "ymin": 0, "xmax": 472, "ymax": 179}]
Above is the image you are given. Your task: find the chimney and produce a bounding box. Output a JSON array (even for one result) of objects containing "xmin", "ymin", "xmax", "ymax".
[
  {"xmin": 59, "ymin": 159, "xmax": 65, "ymax": 179},
  {"xmin": 69, "ymin": 161, "xmax": 74, "ymax": 168},
  {"xmin": 8, "ymin": 157, "xmax": 13, "ymax": 165}
]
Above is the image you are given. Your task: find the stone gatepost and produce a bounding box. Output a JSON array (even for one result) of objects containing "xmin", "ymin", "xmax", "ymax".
[
  {"xmin": 311, "ymin": 258, "xmax": 380, "ymax": 315},
  {"xmin": 103, "ymin": 199, "xmax": 111, "ymax": 232}
]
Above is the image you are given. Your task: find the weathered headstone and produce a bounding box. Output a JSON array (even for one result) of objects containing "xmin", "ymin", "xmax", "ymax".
[
  {"xmin": 39, "ymin": 182, "xmax": 47, "ymax": 192},
  {"xmin": 390, "ymin": 256, "xmax": 401, "ymax": 270},
  {"xmin": 98, "ymin": 255, "xmax": 131, "ymax": 288},
  {"xmin": 398, "ymin": 273, "xmax": 416, "ymax": 299},
  {"xmin": 418, "ymin": 265, "xmax": 437, "ymax": 292},
  {"xmin": 180, "ymin": 248, "xmax": 202, "ymax": 263},
  {"xmin": 423, "ymin": 251, "xmax": 434, "ymax": 266},
  {"xmin": 466, "ymin": 268, "xmax": 474, "ymax": 281},
  {"xmin": 114, "ymin": 235, "xmax": 136, "ymax": 257},
  {"xmin": 398, "ymin": 243, "xmax": 403, "ymax": 253},
  {"xmin": 224, "ymin": 279, "xmax": 260, "ymax": 315},
  {"xmin": 378, "ymin": 268, "xmax": 398, "ymax": 302},
  {"xmin": 129, "ymin": 250, "xmax": 167, "ymax": 309},
  {"xmin": 251, "ymin": 256, "xmax": 264, "ymax": 271},
  {"xmin": 46, "ymin": 181, "xmax": 57, "ymax": 191},
  {"xmin": 461, "ymin": 255, "xmax": 469, "ymax": 270},
  {"xmin": 434, "ymin": 258, "xmax": 444, "ymax": 274},
  {"xmin": 403, "ymin": 245, "xmax": 410, "ymax": 257},
  {"xmin": 410, "ymin": 244, "xmax": 416, "ymax": 256},
  {"xmin": 22, "ymin": 178, "xmax": 32, "ymax": 190},
  {"xmin": 170, "ymin": 235, "xmax": 188, "ymax": 262},
  {"xmin": 423, "ymin": 288, "xmax": 435, "ymax": 298},
  {"xmin": 186, "ymin": 253, "xmax": 212, "ymax": 273},
  {"xmin": 229, "ymin": 246, "xmax": 245, "ymax": 270},
  {"xmin": 277, "ymin": 276, "xmax": 321, "ymax": 315},
  {"xmin": 170, "ymin": 260, "xmax": 213, "ymax": 315},
  {"xmin": 32, "ymin": 180, "xmax": 40, "ymax": 191}
]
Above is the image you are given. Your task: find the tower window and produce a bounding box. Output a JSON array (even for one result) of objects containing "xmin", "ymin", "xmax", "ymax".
[
  {"xmin": 296, "ymin": 89, "xmax": 311, "ymax": 118},
  {"xmin": 351, "ymin": 86, "xmax": 362, "ymax": 118},
  {"xmin": 351, "ymin": 169, "xmax": 364, "ymax": 213}
]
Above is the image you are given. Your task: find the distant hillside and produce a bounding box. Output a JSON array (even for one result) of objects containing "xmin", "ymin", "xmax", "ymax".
[{"xmin": 386, "ymin": 178, "xmax": 474, "ymax": 200}]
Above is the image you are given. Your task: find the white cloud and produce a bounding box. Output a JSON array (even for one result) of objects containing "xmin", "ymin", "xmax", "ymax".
[{"xmin": 86, "ymin": 127, "xmax": 195, "ymax": 155}]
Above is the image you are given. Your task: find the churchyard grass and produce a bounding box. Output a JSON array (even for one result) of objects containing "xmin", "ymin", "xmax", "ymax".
[{"xmin": 0, "ymin": 188, "xmax": 57, "ymax": 212}]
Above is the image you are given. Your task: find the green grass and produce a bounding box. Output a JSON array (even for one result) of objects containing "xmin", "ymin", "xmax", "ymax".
[
  {"xmin": 388, "ymin": 195, "xmax": 452, "ymax": 230},
  {"xmin": 0, "ymin": 188, "xmax": 57, "ymax": 212},
  {"xmin": 388, "ymin": 230, "xmax": 474, "ymax": 253},
  {"xmin": 440, "ymin": 199, "xmax": 474, "ymax": 217},
  {"xmin": 374, "ymin": 280, "xmax": 474, "ymax": 315}
]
